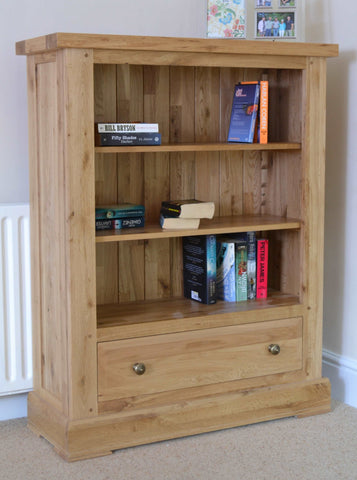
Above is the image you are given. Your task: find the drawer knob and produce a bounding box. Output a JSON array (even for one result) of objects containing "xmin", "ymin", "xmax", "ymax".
[
  {"xmin": 133, "ymin": 362, "xmax": 146, "ymax": 375},
  {"xmin": 268, "ymin": 344, "xmax": 281, "ymax": 355}
]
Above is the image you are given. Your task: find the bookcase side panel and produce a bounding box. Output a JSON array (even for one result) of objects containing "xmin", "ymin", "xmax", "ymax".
[
  {"xmin": 301, "ymin": 57, "xmax": 327, "ymax": 379},
  {"xmin": 28, "ymin": 55, "xmax": 69, "ymax": 414},
  {"xmin": 59, "ymin": 48, "xmax": 97, "ymax": 419}
]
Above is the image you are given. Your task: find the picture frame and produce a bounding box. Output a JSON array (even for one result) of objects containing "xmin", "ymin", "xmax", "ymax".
[
  {"xmin": 255, "ymin": 0, "xmax": 272, "ymax": 7},
  {"xmin": 207, "ymin": 0, "xmax": 246, "ymax": 39},
  {"xmin": 279, "ymin": 0, "xmax": 296, "ymax": 7},
  {"xmin": 255, "ymin": 11, "xmax": 296, "ymax": 38}
]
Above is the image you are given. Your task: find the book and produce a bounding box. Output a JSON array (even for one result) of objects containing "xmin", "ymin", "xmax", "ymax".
[
  {"xmin": 161, "ymin": 200, "xmax": 215, "ymax": 219},
  {"xmin": 159, "ymin": 214, "xmax": 200, "ymax": 230},
  {"xmin": 238, "ymin": 81, "xmax": 268, "ymax": 144},
  {"xmin": 227, "ymin": 83, "xmax": 260, "ymax": 143},
  {"xmin": 95, "ymin": 216, "xmax": 145, "ymax": 231},
  {"xmin": 246, "ymin": 231, "xmax": 257, "ymax": 300},
  {"xmin": 97, "ymin": 123, "xmax": 159, "ymax": 133},
  {"xmin": 95, "ymin": 203, "xmax": 145, "ymax": 219},
  {"xmin": 183, "ymin": 235, "xmax": 216, "ymax": 304},
  {"xmin": 234, "ymin": 236, "xmax": 248, "ymax": 302},
  {"xmin": 256, "ymin": 238, "xmax": 269, "ymax": 299},
  {"xmin": 216, "ymin": 240, "xmax": 236, "ymax": 302},
  {"xmin": 259, "ymin": 80, "xmax": 269, "ymax": 144},
  {"xmin": 95, "ymin": 132, "xmax": 161, "ymax": 146}
]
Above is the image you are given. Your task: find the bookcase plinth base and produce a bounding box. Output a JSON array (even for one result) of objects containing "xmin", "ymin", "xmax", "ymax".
[{"xmin": 28, "ymin": 378, "xmax": 331, "ymax": 462}]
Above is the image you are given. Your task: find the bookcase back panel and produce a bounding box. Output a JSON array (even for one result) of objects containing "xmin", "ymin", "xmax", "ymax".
[{"xmin": 94, "ymin": 64, "xmax": 303, "ymax": 304}]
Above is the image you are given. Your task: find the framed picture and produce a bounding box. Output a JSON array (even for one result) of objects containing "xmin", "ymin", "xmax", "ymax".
[
  {"xmin": 255, "ymin": 11, "xmax": 295, "ymax": 38},
  {"xmin": 279, "ymin": 0, "xmax": 296, "ymax": 7},
  {"xmin": 255, "ymin": 0, "xmax": 272, "ymax": 7},
  {"xmin": 207, "ymin": 0, "xmax": 246, "ymax": 38}
]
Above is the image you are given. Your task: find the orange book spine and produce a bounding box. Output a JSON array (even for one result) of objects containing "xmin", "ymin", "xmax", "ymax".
[{"xmin": 259, "ymin": 80, "xmax": 268, "ymax": 144}]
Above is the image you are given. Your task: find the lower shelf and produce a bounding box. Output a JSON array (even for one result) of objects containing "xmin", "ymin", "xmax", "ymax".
[{"xmin": 97, "ymin": 292, "xmax": 301, "ymax": 341}]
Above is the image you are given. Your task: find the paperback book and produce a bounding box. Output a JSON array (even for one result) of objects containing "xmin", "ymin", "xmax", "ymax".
[
  {"xmin": 228, "ymin": 83, "xmax": 260, "ymax": 143},
  {"xmin": 95, "ymin": 203, "xmax": 145, "ymax": 219},
  {"xmin": 256, "ymin": 238, "xmax": 269, "ymax": 299},
  {"xmin": 159, "ymin": 214, "xmax": 200, "ymax": 230},
  {"xmin": 97, "ymin": 123, "xmax": 159, "ymax": 133},
  {"xmin": 95, "ymin": 216, "xmax": 145, "ymax": 231},
  {"xmin": 95, "ymin": 132, "xmax": 161, "ymax": 146},
  {"xmin": 161, "ymin": 199, "xmax": 215, "ymax": 219},
  {"xmin": 183, "ymin": 235, "xmax": 216, "ymax": 305}
]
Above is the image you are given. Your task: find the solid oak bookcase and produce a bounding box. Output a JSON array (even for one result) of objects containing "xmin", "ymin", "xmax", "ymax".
[{"xmin": 16, "ymin": 33, "xmax": 338, "ymax": 461}]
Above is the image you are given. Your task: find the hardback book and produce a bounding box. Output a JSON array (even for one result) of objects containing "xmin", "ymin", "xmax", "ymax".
[
  {"xmin": 159, "ymin": 214, "xmax": 200, "ymax": 230},
  {"xmin": 161, "ymin": 199, "xmax": 215, "ymax": 219},
  {"xmin": 256, "ymin": 238, "xmax": 269, "ymax": 299},
  {"xmin": 228, "ymin": 83, "xmax": 260, "ymax": 143},
  {"xmin": 95, "ymin": 132, "xmax": 161, "ymax": 146},
  {"xmin": 95, "ymin": 216, "xmax": 145, "ymax": 231},
  {"xmin": 95, "ymin": 203, "xmax": 145, "ymax": 219},
  {"xmin": 216, "ymin": 240, "xmax": 236, "ymax": 302},
  {"xmin": 183, "ymin": 235, "xmax": 216, "ymax": 304},
  {"xmin": 97, "ymin": 123, "xmax": 159, "ymax": 133}
]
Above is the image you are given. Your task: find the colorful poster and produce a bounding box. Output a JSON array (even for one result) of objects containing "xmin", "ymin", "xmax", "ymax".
[{"xmin": 207, "ymin": 0, "xmax": 246, "ymax": 38}]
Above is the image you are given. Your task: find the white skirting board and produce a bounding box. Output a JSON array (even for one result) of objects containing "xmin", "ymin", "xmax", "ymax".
[
  {"xmin": 0, "ymin": 204, "xmax": 32, "ymax": 400},
  {"xmin": 322, "ymin": 349, "xmax": 357, "ymax": 408}
]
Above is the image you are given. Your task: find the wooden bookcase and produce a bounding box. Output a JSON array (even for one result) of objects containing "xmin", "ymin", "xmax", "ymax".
[{"xmin": 16, "ymin": 33, "xmax": 338, "ymax": 461}]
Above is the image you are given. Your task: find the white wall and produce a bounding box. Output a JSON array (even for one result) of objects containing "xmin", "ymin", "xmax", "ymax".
[
  {"xmin": 306, "ymin": 1, "xmax": 357, "ymax": 406},
  {"xmin": 0, "ymin": 0, "xmax": 356, "ymax": 418},
  {"xmin": 0, "ymin": 0, "xmax": 207, "ymax": 203}
]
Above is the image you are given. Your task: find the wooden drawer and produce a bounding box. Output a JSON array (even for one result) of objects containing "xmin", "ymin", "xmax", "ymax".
[{"xmin": 97, "ymin": 317, "xmax": 302, "ymax": 402}]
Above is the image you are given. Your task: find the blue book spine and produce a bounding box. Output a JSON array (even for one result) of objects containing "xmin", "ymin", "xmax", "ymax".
[
  {"xmin": 216, "ymin": 241, "xmax": 236, "ymax": 302},
  {"xmin": 228, "ymin": 83, "xmax": 260, "ymax": 143}
]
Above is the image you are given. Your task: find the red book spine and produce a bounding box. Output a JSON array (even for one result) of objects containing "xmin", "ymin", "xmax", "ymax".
[{"xmin": 256, "ymin": 239, "xmax": 268, "ymax": 299}]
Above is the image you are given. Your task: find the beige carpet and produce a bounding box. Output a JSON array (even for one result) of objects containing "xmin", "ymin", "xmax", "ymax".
[{"xmin": 0, "ymin": 400, "xmax": 356, "ymax": 480}]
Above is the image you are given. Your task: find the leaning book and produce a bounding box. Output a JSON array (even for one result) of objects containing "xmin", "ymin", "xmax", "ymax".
[{"xmin": 228, "ymin": 83, "xmax": 260, "ymax": 143}]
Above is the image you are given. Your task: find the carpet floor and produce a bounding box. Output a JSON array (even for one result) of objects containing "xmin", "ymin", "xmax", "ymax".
[{"xmin": 0, "ymin": 400, "xmax": 356, "ymax": 480}]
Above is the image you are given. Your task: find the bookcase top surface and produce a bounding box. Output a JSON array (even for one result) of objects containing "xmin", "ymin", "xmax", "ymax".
[{"xmin": 16, "ymin": 32, "xmax": 338, "ymax": 58}]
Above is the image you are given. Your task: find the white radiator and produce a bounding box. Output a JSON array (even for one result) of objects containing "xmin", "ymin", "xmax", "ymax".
[{"xmin": 0, "ymin": 204, "xmax": 32, "ymax": 396}]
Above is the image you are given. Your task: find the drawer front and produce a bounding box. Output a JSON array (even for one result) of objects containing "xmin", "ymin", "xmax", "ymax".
[{"xmin": 98, "ymin": 317, "xmax": 302, "ymax": 402}]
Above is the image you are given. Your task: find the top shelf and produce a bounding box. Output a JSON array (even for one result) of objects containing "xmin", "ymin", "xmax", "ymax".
[
  {"xmin": 95, "ymin": 142, "xmax": 301, "ymax": 154},
  {"xmin": 16, "ymin": 33, "xmax": 339, "ymax": 58}
]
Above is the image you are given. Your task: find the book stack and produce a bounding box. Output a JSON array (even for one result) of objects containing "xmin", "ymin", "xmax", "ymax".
[
  {"xmin": 95, "ymin": 203, "xmax": 145, "ymax": 231},
  {"xmin": 160, "ymin": 199, "xmax": 215, "ymax": 230},
  {"xmin": 182, "ymin": 232, "xmax": 269, "ymax": 305},
  {"xmin": 95, "ymin": 123, "xmax": 161, "ymax": 146},
  {"xmin": 227, "ymin": 80, "xmax": 268, "ymax": 144},
  {"xmin": 216, "ymin": 232, "xmax": 268, "ymax": 301}
]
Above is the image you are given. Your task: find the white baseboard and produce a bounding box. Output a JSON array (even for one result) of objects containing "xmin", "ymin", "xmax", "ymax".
[
  {"xmin": 0, "ymin": 393, "xmax": 28, "ymax": 421},
  {"xmin": 322, "ymin": 349, "xmax": 357, "ymax": 408}
]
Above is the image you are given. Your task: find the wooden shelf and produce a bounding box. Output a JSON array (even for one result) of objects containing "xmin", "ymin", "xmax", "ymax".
[
  {"xmin": 96, "ymin": 293, "xmax": 302, "ymax": 342},
  {"xmin": 95, "ymin": 214, "xmax": 301, "ymax": 243},
  {"xmin": 95, "ymin": 142, "xmax": 301, "ymax": 154}
]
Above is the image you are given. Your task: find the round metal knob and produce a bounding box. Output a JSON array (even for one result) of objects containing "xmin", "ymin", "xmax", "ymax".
[
  {"xmin": 132, "ymin": 362, "xmax": 146, "ymax": 375},
  {"xmin": 268, "ymin": 344, "xmax": 281, "ymax": 355}
]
